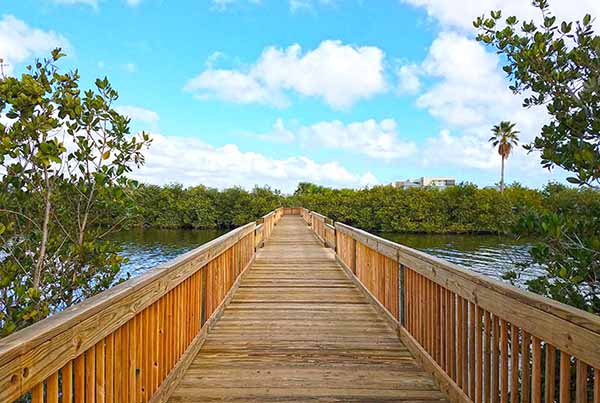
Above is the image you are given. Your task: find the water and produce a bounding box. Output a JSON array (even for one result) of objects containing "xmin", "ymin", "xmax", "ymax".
[
  {"xmin": 112, "ymin": 228, "xmax": 537, "ymax": 284},
  {"xmin": 379, "ymin": 233, "xmax": 538, "ymax": 282},
  {"xmin": 110, "ymin": 228, "xmax": 227, "ymax": 278}
]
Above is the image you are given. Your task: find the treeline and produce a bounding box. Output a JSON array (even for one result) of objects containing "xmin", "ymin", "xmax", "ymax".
[
  {"xmin": 126, "ymin": 184, "xmax": 284, "ymax": 229},
  {"xmin": 285, "ymin": 182, "xmax": 600, "ymax": 234},
  {"xmin": 116, "ymin": 181, "xmax": 599, "ymax": 235}
]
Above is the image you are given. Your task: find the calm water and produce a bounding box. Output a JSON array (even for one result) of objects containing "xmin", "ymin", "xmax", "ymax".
[
  {"xmin": 379, "ymin": 233, "xmax": 537, "ymax": 282},
  {"xmin": 110, "ymin": 228, "xmax": 227, "ymax": 279},
  {"xmin": 112, "ymin": 229, "xmax": 537, "ymax": 283}
]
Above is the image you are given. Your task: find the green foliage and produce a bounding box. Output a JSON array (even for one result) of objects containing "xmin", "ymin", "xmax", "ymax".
[
  {"xmin": 475, "ymin": 2, "xmax": 600, "ymax": 313},
  {"xmin": 474, "ymin": 1, "xmax": 600, "ymax": 188},
  {"xmin": 510, "ymin": 184, "xmax": 600, "ymax": 313},
  {"xmin": 0, "ymin": 50, "xmax": 151, "ymax": 336},
  {"xmin": 128, "ymin": 184, "xmax": 283, "ymax": 229},
  {"xmin": 285, "ymin": 182, "xmax": 543, "ymax": 234}
]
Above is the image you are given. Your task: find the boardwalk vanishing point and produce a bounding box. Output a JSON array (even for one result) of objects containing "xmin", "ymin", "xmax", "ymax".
[{"xmin": 1, "ymin": 208, "xmax": 599, "ymax": 403}]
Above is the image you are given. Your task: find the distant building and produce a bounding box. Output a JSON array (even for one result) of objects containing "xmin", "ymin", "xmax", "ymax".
[{"xmin": 393, "ymin": 176, "xmax": 456, "ymax": 190}]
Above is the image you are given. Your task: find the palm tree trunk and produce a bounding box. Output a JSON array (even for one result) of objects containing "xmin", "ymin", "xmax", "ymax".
[{"xmin": 500, "ymin": 156, "xmax": 505, "ymax": 192}]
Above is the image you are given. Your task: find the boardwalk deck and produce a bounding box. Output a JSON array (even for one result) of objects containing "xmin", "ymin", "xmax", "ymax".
[{"xmin": 168, "ymin": 216, "xmax": 447, "ymax": 402}]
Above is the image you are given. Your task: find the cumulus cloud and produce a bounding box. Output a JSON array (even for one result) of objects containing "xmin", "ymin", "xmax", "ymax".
[
  {"xmin": 248, "ymin": 118, "xmax": 416, "ymax": 160},
  {"xmin": 116, "ymin": 105, "xmax": 159, "ymax": 130},
  {"xmin": 412, "ymin": 32, "xmax": 554, "ymax": 178},
  {"xmin": 297, "ymin": 118, "xmax": 416, "ymax": 160},
  {"xmin": 0, "ymin": 15, "xmax": 70, "ymax": 75},
  {"xmin": 130, "ymin": 133, "xmax": 378, "ymax": 192},
  {"xmin": 401, "ymin": 0, "xmax": 600, "ymax": 31},
  {"xmin": 396, "ymin": 64, "xmax": 421, "ymax": 95},
  {"xmin": 185, "ymin": 40, "xmax": 387, "ymax": 109}
]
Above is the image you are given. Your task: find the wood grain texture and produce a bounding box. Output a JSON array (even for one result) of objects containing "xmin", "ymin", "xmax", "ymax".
[{"xmin": 168, "ymin": 215, "xmax": 448, "ymax": 402}]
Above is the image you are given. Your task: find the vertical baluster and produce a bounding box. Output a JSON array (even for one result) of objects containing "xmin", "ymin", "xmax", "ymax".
[
  {"xmin": 462, "ymin": 300, "xmax": 469, "ymax": 391},
  {"xmin": 457, "ymin": 296, "xmax": 464, "ymax": 389},
  {"xmin": 469, "ymin": 303, "xmax": 476, "ymax": 400},
  {"xmin": 560, "ymin": 352, "xmax": 571, "ymax": 403},
  {"xmin": 492, "ymin": 316, "xmax": 500, "ymax": 403},
  {"xmin": 521, "ymin": 331, "xmax": 531, "ymax": 403},
  {"xmin": 545, "ymin": 345, "xmax": 556, "ymax": 403},
  {"xmin": 511, "ymin": 325, "xmax": 520, "ymax": 403},
  {"xmin": 484, "ymin": 311, "xmax": 491, "ymax": 403},
  {"xmin": 96, "ymin": 339, "xmax": 106, "ymax": 403},
  {"xmin": 435, "ymin": 283, "xmax": 441, "ymax": 364},
  {"xmin": 122, "ymin": 321, "xmax": 130, "ymax": 402},
  {"xmin": 106, "ymin": 334, "xmax": 114, "ymax": 403},
  {"xmin": 32, "ymin": 383, "xmax": 44, "ymax": 403},
  {"xmin": 47, "ymin": 371, "xmax": 59, "ymax": 403},
  {"xmin": 129, "ymin": 317, "xmax": 137, "ymax": 402},
  {"xmin": 440, "ymin": 285, "xmax": 447, "ymax": 372},
  {"xmin": 575, "ymin": 360, "xmax": 588, "ymax": 403},
  {"xmin": 86, "ymin": 346, "xmax": 96, "ymax": 403},
  {"xmin": 75, "ymin": 354, "xmax": 85, "ymax": 403},
  {"xmin": 532, "ymin": 337, "xmax": 541, "ymax": 403},
  {"xmin": 476, "ymin": 306, "xmax": 483, "ymax": 403},
  {"xmin": 114, "ymin": 327, "xmax": 122, "ymax": 402},
  {"xmin": 501, "ymin": 319, "xmax": 509, "ymax": 403},
  {"xmin": 450, "ymin": 291, "xmax": 456, "ymax": 382},
  {"xmin": 63, "ymin": 361, "xmax": 74, "ymax": 403}
]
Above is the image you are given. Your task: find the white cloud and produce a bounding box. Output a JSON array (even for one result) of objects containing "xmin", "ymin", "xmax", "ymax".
[
  {"xmin": 411, "ymin": 31, "xmax": 555, "ymax": 179},
  {"xmin": 401, "ymin": 0, "xmax": 600, "ymax": 31},
  {"xmin": 0, "ymin": 15, "xmax": 70, "ymax": 75},
  {"xmin": 297, "ymin": 118, "xmax": 416, "ymax": 160},
  {"xmin": 250, "ymin": 118, "xmax": 296, "ymax": 143},
  {"xmin": 126, "ymin": 0, "xmax": 143, "ymax": 6},
  {"xmin": 248, "ymin": 118, "xmax": 416, "ymax": 160},
  {"xmin": 185, "ymin": 40, "xmax": 387, "ymax": 109},
  {"xmin": 116, "ymin": 105, "xmax": 159, "ymax": 130},
  {"xmin": 130, "ymin": 133, "xmax": 378, "ymax": 192},
  {"xmin": 397, "ymin": 64, "xmax": 421, "ymax": 95},
  {"xmin": 185, "ymin": 69, "xmax": 285, "ymax": 106}
]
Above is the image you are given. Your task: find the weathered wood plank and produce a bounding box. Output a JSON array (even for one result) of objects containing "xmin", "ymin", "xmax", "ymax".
[{"xmin": 168, "ymin": 216, "xmax": 447, "ymax": 402}]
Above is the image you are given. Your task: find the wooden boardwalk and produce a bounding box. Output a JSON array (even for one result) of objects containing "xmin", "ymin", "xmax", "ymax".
[{"xmin": 169, "ymin": 216, "xmax": 447, "ymax": 402}]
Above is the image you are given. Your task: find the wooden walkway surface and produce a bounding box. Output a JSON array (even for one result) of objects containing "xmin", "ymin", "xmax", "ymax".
[{"xmin": 168, "ymin": 216, "xmax": 447, "ymax": 402}]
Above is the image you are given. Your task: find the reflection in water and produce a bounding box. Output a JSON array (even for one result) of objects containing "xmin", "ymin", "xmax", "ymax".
[
  {"xmin": 110, "ymin": 228, "xmax": 227, "ymax": 279},
  {"xmin": 378, "ymin": 233, "xmax": 539, "ymax": 283}
]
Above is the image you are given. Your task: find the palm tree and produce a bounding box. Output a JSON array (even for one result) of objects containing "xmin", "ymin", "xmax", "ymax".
[{"xmin": 489, "ymin": 121, "xmax": 519, "ymax": 192}]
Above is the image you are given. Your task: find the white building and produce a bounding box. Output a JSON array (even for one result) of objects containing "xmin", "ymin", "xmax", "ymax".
[{"xmin": 393, "ymin": 176, "xmax": 456, "ymax": 190}]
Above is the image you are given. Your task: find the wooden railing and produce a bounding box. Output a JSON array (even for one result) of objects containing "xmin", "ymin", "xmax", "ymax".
[
  {"xmin": 0, "ymin": 208, "xmax": 285, "ymax": 403},
  {"xmin": 302, "ymin": 208, "xmax": 600, "ymax": 403}
]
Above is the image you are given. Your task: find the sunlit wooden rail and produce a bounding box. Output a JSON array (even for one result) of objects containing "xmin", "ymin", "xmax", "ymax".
[{"xmin": 1, "ymin": 207, "xmax": 599, "ymax": 402}]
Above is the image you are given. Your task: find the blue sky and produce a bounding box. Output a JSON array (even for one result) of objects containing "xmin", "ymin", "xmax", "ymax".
[{"xmin": 2, "ymin": 0, "xmax": 597, "ymax": 192}]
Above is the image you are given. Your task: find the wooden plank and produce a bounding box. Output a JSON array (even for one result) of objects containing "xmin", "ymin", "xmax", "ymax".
[
  {"xmin": 575, "ymin": 360, "xmax": 588, "ymax": 403},
  {"xmin": 560, "ymin": 351, "xmax": 570, "ymax": 403},
  {"xmin": 545, "ymin": 345, "xmax": 556, "ymax": 403},
  {"xmin": 168, "ymin": 216, "xmax": 454, "ymax": 403},
  {"xmin": 0, "ymin": 222, "xmax": 257, "ymax": 403},
  {"xmin": 62, "ymin": 361, "xmax": 73, "ymax": 403},
  {"xmin": 532, "ymin": 337, "xmax": 542, "ymax": 403},
  {"xmin": 47, "ymin": 371, "xmax": 59, "ymax": 403}
]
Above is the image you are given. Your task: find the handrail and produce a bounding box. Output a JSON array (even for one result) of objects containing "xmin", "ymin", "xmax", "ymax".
[
  {"xmin": 303, "ymin": 208, "xmax": 600, "ymax": 403},
  {"xmin": 0, "ymin": 208, "xmax": 284, "ymax": 403}
]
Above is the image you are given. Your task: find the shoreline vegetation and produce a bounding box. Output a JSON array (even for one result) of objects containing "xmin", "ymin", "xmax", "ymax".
[{"xmin": 123, "ymin": 181, "xmax": 598, "ymax": 235}]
